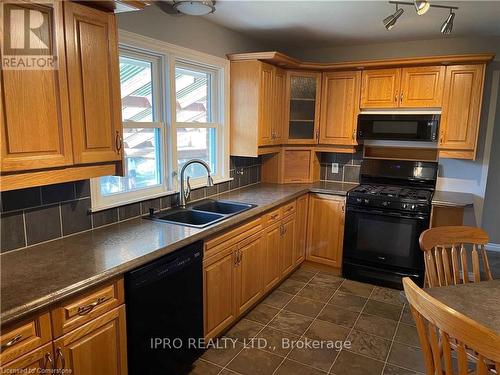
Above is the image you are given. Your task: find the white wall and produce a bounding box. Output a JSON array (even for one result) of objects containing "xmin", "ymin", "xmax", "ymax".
[
  {"xmin": 285, "ymin": 37, "xmax": 500, "ymax": 241},
  {"xmin": 117, "ymin": 5, "xmax": 270, "ymax": 58}
]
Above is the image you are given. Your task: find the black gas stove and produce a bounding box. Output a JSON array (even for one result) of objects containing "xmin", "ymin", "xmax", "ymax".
[{"xmin": 343, "ymin": 159, "xmax": 438, "ymax": 289}]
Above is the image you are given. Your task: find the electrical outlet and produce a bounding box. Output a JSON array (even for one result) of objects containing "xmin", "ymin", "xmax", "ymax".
[{"xmin": 331, "ymin": 163, "xmax": 339, "ymax": 174}]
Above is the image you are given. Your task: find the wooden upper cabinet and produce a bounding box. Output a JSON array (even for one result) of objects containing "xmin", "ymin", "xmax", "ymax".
[
  {"xmin": 320, "ymin": 71, "xmax": 361, "ymax": 145},
  {"xmin": 258, "ymin": 63, "xmax": 274, "ymax": 146},
  {"xmin": 64, "ymin": 2, "xmax": 122, "ymax": 164},
  {"xmin": 439, "ymin": 64, "xmax": 485, "ymax": 159},
  {"xmin": 273, "ymin": 68, "xmax": 287, "ymax": 144},
  {"xmin": 400, "ymin": 66, "xmax": 445, "ymax": 107},
  {"xmin": 306, "ymin": 194, "xmax": 345, "ymax": 268},
  {"xmin": 285, "ymin": 71, "xmax": 321, "ymax": 144},
  {"xmin": 360, "ymin": 68, "xmax": 401, "ymax": 108},
  {"xmin": 0, "ymin": 1, "xmax": 73, "ymax": 172}
]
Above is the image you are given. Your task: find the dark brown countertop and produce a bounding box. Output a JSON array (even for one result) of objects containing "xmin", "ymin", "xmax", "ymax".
[
  {"xmin": 426, "ymin": 280, "xmax": 500, "ymax": 334},
  {"xmin": 1, "ymin": 182, "xmax": 356, "ymax": 326},
  {"xmin": 432, "ymin": 190, "xmax": 475, "ymax": 208}
]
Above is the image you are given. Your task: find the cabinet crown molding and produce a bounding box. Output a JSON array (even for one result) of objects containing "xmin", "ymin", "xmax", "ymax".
[{"xmin": 227, "ymin": 51, "xmax": 495, "ymax": 71}]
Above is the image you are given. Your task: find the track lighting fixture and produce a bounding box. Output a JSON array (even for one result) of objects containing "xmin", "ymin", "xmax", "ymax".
[
  {"xmin": 414, "ymin": 0, "xmax": 430, "ymax": 15},
  {"xmin": 440, "ymin": 9, "xmax": 455, "ymax": 34},
  {"xmin": 384, "ymin": 1, "xmax": 459, "ymax": 34},
  {"xmin": 383, "ymin": 4, "xmax": 405, "ymax": 30}
]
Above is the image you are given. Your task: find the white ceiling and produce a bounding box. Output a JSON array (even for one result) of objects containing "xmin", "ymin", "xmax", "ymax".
[{"xmin": 202, "ymin": 1, "xmax": 500, "ymax": 49}]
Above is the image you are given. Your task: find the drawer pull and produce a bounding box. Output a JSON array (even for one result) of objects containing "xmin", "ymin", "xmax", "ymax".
[
  {"xmin": 77, "ymin": 296, "xmax": 110, "ymax": 315},
  {"xmin": 284, "ymin": 206, "xmax": 293, "ymax": 213},
  {"xmin": 270, "ymin": 214, "xmax": 279, "ymax": 220},
  {"xmin": 55, "ymin": 347, "xmax": 66, "ymax": 370},
  {"xmin": 1, "ymin": 334, "xmax": 23, "ymax": 350}
]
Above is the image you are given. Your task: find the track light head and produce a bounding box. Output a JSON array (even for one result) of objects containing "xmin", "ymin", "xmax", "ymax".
[
  {"xmin": 414, "ymin": 0, "xmax": 430, "ymax": 15},
  {"xmin": 383, "ymin": 5, "xmax": 405, "ymax": 30},
  {"xmin": 441, "ymin": 10, "xmax": 455, "ymax": 34}
]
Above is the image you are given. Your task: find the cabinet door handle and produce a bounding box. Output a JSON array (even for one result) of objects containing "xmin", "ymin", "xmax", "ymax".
[
  {"xmin": 44, "ymin": 352, "xmax": 54, "ymax": 370},
  {"xmin": 77, "ymin": 296, "xmax": 110, "ymax": 315},
  {"xmin": 55, "ymin": 347, "xmax": 66, "ymax": 370},
  {"xmin": 395, "ymin": 92, "xmax": 398, "ymax": 102},
  {"xmin": 352, "ymin": 129, "xmax": 356, "ymax": 140},
  {"xmin": 115, "ymin": 131, "xmax": 123, "ymax": 153},
  {"xmin": 1, "ymin": 334, "xmax": 22, "ymax": 350},
  {"xmin": 342, "ymin": 205, "xmax": 345, "ymax": 213},
  {"xmin": 400, "ymin": 93, "xmax": 403, "ymax": 103},
  {"xmin": 238, "ymin": 249, "xmax": 242, "ymax": 265}
]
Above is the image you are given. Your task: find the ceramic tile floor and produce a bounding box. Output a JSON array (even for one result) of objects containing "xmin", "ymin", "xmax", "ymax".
[{"xmin": 190, "ymin": 264, "xmax": 424, "ymax": 375}]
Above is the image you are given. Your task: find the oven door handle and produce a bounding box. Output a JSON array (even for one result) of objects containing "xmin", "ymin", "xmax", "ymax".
[{"xmin": 347, "ymin": 207, "xmax": 428, "ymax": 220}]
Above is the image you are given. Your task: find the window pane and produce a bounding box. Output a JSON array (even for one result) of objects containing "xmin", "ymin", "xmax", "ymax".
[
  {"xmin": 100, "ymin": 128, "xmax": 161, "ymax": 196},
  {"xmin": 175, "ymin": 66, "xmax": 211, "ymax": 123},
  {"xmin": 120, "ymin": 56, "xmax": 154, "ymax": 122},
  {"xmin": 177, "ymin": 128, "xmax": 216, "ymax": 178}
]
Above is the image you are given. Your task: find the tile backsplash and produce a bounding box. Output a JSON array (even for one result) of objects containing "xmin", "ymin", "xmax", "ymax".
[
  {"xmin": 320, "ymin": 151, "xmax": 363, "ymax": 183},
  {"xmin": 0, "ymin": 156, "xmax": 261, "ymax": 253}
]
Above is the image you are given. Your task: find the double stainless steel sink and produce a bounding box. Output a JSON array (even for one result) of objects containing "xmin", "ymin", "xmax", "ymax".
[{"xmin": 145, "ymin": 200, "xmax": 257, "ymax": 228}]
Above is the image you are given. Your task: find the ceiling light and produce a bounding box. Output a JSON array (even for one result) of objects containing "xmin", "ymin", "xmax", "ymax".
[
  {"xmin": 441, "ymin": 10, "xmax": 455, "ymax": 34},
  {"xmin": 173, "ymin": 1, "xmax": 215, "ymax": 16},
  {"xmin": 383, "ymin": 5, "xmax": 405, "ymax": 30},
  {"xmin": 414, "ymin": 0, "xmax": 430, "ymax": 15}
]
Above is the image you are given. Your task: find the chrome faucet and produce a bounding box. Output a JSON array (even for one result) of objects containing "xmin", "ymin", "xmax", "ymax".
[{"xmin": 179, "ymin": 159, "xmax": 214, "ymax": 208}]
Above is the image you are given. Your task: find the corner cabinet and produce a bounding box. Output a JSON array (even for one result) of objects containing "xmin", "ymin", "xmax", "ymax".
[
  {"xmin": 439, "ymin": 64, "xmax": 485, "ymax": 160},
  {"xmin": 0, "ymin": 1, "xmax": 123, "ymax": 191},
  {"xmin": 306, "ymin": 194, "xmax": 345, "ymax": 268},
  {"xmin": 285, "ymin": 71, "xmax": 321, "ymax": 144}
]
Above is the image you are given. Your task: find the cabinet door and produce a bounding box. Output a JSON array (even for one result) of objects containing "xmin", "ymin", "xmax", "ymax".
[
  {"xmin": 306, "ymin": 194, "xmax": 345, "ymax": 268},
  {"xmin": 439, "ymin": 65, "xmax": 485, "ymax": 159},
  {"xmin": 204, "ymin": 246, "xmax": 236, "ymax": 339},
  {"xmin": 258, "ymin": 63, "xmax": 274, "ymax": 146},
  {"xmin": 273, "ymin": 68, "xmax": 287, "ymax": 144},
  {"xmin": 400, "ymin": 66, "xmax": 445, "ymax": 108},
  {"xmin": 281, "ymin": 214, "xmax": 295, "ymax": 276},
  {"xmin": 263, "ymin": 222, "xmax": 282, "ymax": 291},
  {"xmin": 286, "ymin": 71, "xmax": 321, "ymax": 144},
  {"xmin": 53, "ymin": 306, "xmax": 127, "ymax": 375},
  {"xmin": 320, "ymin": 71, "xmax": 361, "ymax": 145},
  {"xmin": 294, "ymin": 195, "xmax": 309, "ymax": 265},
  {"xmin": 360, "ymin": 68, "xmax": 401, "ymax": 108},
  {"xmin": 1, "ymin": 1, "xmax": 73, "ymax": 172},
  {"xmin": 64, "ymin": 2, "xmax": 122, "ymax": 164},
  {"xmin": 0, "ymin": 343, "xmax": 54, "ymax": 373},
  {"xmin": 234, "ymin": 232, "xmax": 265, "ymax": 315}
]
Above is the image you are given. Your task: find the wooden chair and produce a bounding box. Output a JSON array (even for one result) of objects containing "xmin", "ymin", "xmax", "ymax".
[
  {"xmin": 419, "ymin": 226, "xmax": 492, "ymax": 287},
  {"xmin": 403, "ymin": 277, "xmax": 500, "ymax": 375}
]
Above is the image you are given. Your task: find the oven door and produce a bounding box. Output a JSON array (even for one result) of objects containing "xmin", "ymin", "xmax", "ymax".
[
  {"xmin": 357, "ymin": 114, "xmax": 439, "ymax": 141},
  {"xmin": 344, "ymin": 206, "xmax": 428, "ymax": 270}
]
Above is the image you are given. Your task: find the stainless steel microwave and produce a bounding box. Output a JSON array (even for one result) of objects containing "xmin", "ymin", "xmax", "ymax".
[{"xmin": 357, "ymin": 114, "xmax": 440, "ymax": 142}]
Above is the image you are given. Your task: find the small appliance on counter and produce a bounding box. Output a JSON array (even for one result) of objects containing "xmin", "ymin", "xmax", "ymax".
[
  {"xmin": 125, "ymin": 241, "xmax": 204, "ymax": 374},
  {"xmin": 343, "ymin": 159, "xmax": 438, "ymax": 289}
]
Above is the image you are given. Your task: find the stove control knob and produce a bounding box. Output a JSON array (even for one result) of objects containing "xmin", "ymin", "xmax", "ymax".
[
  {"xmin": 411, "ymin": 204, "xmax": 416, "ymax": 210},
  {"xmin": 381, "ymin": 201, "xmax": 390, "ymax": 207},
  {"xmin": 356, "ymin": 198, "xmax": 363, "ymax": 204},
  {"xmin": 363, "ymin": 199, "xmax": 370, "ymax": 205},
  {"xmin": 402, "ymin": 203, "xmax": 408, "ymax": 209}
]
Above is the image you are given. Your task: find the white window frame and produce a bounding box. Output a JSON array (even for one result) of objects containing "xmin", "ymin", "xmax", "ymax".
[{"xmin": 90, "ymin": 31, "xmax": 230, "ymax": 212}]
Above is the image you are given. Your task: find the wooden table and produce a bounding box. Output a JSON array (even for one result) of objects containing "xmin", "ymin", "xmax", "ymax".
[{"xmin": 425, "ymin": 279, "xmax": 500, "ymax": 335}]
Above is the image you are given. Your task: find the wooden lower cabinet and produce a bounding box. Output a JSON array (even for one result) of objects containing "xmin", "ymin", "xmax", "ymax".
[
  {"xmin": 306, "ymin": 194, "xmax": 345, "ymax": 268},
  {"xmin": 0, "ymin": 343, "xmax": 54, "ymax": 373},
  {"xmin": 280, "ymin": 214, "xmax": 296, "ymax": 276},
  {"xmin": 294, "ymin": 194, "xmax": 308, "ymax": 265},
  {"xmin": 263, "ymin": 222, "xmax": 282, "ymax": 291},
  {"xmin": 234, "ymin": 232, "xmax": 266, "ymax": 316},
  {"xmin": 53, "ymin": 305, "xmax": 128, "ymax": 375},
  {"xmin": 204, "ymin": 246, "xmax": 237, "ymax": 339}
]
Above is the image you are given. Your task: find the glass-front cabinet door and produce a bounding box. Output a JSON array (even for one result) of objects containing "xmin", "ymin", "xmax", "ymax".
[{"xmin": 285, "ymin": 71, "xmax": 321, "ymax": 144}]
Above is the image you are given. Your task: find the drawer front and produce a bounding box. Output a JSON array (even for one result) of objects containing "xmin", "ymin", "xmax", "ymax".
[
  {"xmin": 0, "ymin": 342, "xmax": 54, "ymax": 372},
  {"xmin": 0, "ymin": 312, "xmax": 52, "ymax": 365},
  {"xmin": 262, "ymin": 208, "xmax": 282, "ymax": 227},
  {"xmin": 51, "ymin": 278, "xmax": 124, "ymax": 338},
  {"xmin": 282, "ymin": 201, "xmax": 296, "ymax": 217}
]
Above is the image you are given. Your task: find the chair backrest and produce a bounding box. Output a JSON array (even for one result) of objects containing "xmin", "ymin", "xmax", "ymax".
[
  {"xmin": 403, "ymin": 277, "xmax": 500, "ymax": 375},
  {"xmin": 419, "ymin": 226, "xmax": 492, "ymax": 287}
]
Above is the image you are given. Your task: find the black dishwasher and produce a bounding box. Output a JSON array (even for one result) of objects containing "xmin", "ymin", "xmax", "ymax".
[{"xmin": 125, "ymin": 241, "xmax": 204, "ymax": 375}]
